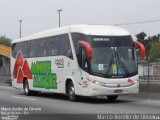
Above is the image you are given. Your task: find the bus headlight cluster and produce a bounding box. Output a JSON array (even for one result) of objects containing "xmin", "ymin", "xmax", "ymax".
[{"xmin": 93, "ymin": 80, "xmax": 105, "ymax": 86}]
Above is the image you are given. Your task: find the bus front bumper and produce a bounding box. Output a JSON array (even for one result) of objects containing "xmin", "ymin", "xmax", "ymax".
[{"xmin": 90, "ymin": 82, "xmax": 139, "ymax": 96}]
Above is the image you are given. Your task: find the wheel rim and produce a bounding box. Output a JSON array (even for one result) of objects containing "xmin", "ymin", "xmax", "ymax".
[
  {"xmin": 69, "ymin": 85, "xmax": 75, "ymax": 100},
  {"xmin": 24, "ymin": 82, "xmax": 29, "ymax": 94}
]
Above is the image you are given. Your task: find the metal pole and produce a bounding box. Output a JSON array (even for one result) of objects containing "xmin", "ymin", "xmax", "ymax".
[
  {"xmin": 2, "ymin": 57, "xmax": 5, "ymax": 67},
  {"xmin": 59, "ymin": 11, "xmax": 61, "ymax": 27},
  {"xmin": 147, "ymin": 43, "xmax": 150, "ymax": 87},
  {"xmin": 148, "ymin": 60, "xmax": 150, "ymax": 86},
  {"xmin": 57, "ymin": 9, "xmax": 62, "ymax": 27},
  {"xmin": 19, "ymin": 20, "xmax": 22, "ymax": 38}
]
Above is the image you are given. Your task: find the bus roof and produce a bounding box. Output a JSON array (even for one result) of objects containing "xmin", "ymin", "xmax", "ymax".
[{"xmin": 12, "ymin": 24, "xmax": 131, "ymax": 43}]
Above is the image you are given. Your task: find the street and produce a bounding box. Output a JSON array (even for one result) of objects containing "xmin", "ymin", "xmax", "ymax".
[{"xmin": 0, "ymin": 86, "xmax": 160, "ymax": 114}]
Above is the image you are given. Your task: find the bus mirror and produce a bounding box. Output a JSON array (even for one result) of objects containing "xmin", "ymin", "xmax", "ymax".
[
  {"xmin": 79, "ymin": 40, "xmax": 93, "ymax": 59},
  {"xmin": 134, "ymin": 41, "xmax": 145, "ymax": 58}
]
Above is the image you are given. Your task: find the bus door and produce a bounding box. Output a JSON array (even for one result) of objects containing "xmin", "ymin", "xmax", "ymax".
[{"xmin": 77, "ymin": 44, "xmax": 91, "ymax": 94}]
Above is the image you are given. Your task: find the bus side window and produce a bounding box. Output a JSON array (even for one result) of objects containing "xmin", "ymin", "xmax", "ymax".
[
  {"xmin": 11, "ymin": 43, "xmax": 17, "ymax": 58},
  {"xmin": 80, "ymin": 47, "xmax": 88, "ymax": 71},
  {"xmin": 71, "ymin": 33, "xmax": 86, "ymax": 61},
  {"xmin": 71, "ymin": 33, "xmax": 86, "ymax": 55},
  {"xmin": 67, "ymin": 48, "xmax": 73, "ymax": 59},
  {"xmin": 29, "ymin": 40, "xmax": 37, "ymax": 57},
  {"xmin": 58, "ymin": 34, "xmax": 73, "ymax": 59},
  {"xmin": 21, "ymin": 42, "xmax": 29, "ymax": 58},
  {"xmin": 46, "ymin": 36, "xmax": 58, "ymax": 56},
  {"xmin": 12, "ymin": 42, "xmax": 29, "ymax": 58},
  {"xmin": 37, "ymin": 39, "xmax": 47, "ymax": 57}
]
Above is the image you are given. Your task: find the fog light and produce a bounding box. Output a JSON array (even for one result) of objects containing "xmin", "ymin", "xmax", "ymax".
[{"xmin": 93, "ymin": 89, "xmax": 97, "ymax": 94}]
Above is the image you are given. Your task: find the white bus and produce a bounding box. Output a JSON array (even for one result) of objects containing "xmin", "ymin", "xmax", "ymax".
[{"xmin": 11, "ymin": 24, "xmax": 145, "ymax": 101}]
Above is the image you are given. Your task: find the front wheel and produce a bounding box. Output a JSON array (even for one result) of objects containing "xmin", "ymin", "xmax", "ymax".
[
  {"xmin": 67, "ymin": 82, "xmax": 77, "ymax": 101},
  {"xmin": 107, "ymin": 95, "xmax": 118, "ymax": 102}
]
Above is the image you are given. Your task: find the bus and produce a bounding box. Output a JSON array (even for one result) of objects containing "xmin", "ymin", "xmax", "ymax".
[{"xmin": 11, "ymin": 24, "xmax": 145, "ymax": 101}]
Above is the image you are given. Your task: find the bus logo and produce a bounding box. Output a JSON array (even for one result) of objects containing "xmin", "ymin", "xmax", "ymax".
[
  {"xmin": 13, "ymin": 51, "xmax": 32, "ymax": 84},
  {"xmin": 55, "ymin": 58, "xmax": 64, "ymax": 68},
  {"xmin": 117, "ymin": 83, "xmax": 120, "ymax": 87}
]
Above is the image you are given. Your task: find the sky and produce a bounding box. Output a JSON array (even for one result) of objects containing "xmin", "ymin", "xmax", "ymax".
[{"xmin": 0, "ymin": 0, "xmax": 160, "ymax": 39}]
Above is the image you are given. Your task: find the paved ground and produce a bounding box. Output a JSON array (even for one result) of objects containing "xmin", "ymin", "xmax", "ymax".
[
  {"xmin": 0, "ymin": 85, "xmax": 160, "ymax": 120},
  {"xmin": 119, "ymin": 82, "xmax": 160, "ymax": 100}
]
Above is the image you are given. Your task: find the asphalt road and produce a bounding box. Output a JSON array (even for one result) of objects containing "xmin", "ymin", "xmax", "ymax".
[{"xmin": 0, "ymin": 86, "xmax": 160, "ymax": 120}]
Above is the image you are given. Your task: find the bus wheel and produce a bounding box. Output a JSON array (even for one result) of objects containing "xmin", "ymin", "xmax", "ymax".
[
  {"xmin": 24, "ymin": 80, "xmax": 31, "ymax": 96},
  {"xmin": 68, "ymin": 81, "xmax": 77, "ymax": 101},
  {"xmin": 107, "ymin": 95, "xmax": 118, "ymax": 102}
]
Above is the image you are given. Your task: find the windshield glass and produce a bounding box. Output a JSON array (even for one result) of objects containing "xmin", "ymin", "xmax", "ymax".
[{"xmin": 87, "ymin": 36, "xmax": 138, "ymax": 78}]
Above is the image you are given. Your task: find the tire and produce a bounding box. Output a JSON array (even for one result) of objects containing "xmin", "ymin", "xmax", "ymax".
[
  {"xmin": 23, "ymin": 80, "xmax": 32, "ymax": 96},
  {"xmin": 107, "ymin": 95, "xmax": 118, "ymax": 102},
  {"xmin": 67, "ymin": 81, "xmax": 77, "ymax": 101}
]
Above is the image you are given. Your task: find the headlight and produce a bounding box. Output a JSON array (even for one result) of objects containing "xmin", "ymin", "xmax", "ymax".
[
  {"xmin": 133, "ymin": 80, "xmax": 138, "ymax": 84},
  {"xmin": 128, "ymin": 79, "xmax": 138, "ymax": 85},
  {"xmin": 93, "ymin": 80, "xmax": 105, "ymax": 86}
]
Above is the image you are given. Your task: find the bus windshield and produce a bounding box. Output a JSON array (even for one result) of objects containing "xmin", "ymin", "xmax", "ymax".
[{"xmin": 87, "ymin": 36, "xmax": 138, "ymax": 78}]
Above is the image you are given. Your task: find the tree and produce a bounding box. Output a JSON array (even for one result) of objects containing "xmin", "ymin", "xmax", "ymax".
[
  {"xmin": 135, "ymin": 32, "xmax": 160, "ymax": 62},
  {"xmin": 0, "ymin": 35, "xmax": 11, "ymax": 66},
  {"xmin": 157, "ymin": 34, "xmax": 160, "ymax": 39},
  {"xmin": 147, "ymin": 34, "xmax": 160, "ymax": 62},
  {"xmin": 136, "ymin": 32, "xmax": 147, "ymax": 44},
  {"xmin": 0, "ymin": 35, "xmax": 11, "ymax": 47},
  {"xmin": 149, "ymin": 42, "xmax": 160, "ymax": 62}
]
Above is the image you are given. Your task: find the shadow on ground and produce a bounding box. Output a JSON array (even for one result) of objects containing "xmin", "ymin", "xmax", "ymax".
[{"xmin": 17, "ymin": 91, "xmax": 136, "ymax": 104}]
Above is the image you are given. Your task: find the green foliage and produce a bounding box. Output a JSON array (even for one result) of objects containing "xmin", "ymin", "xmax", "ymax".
[
  {"xmin": 0, "ymin": 35, "xmax": 11, "ymax": 66},
  {"xmin": 136, "ymin": 32, "xmax": 147, "ymax": 41},
  {"xmin": 0, "ymin": 35, "xmax": 12, "ymax": 47},
  {"xmin": 149, "ymin": 42, "xmax": 160, "ymax": 62},
  {"xmin": 136, "ymin": 32, "xmax": 147, "ymax": 44},
  {"xmin": 136, "ymin": 32, "xmax": 160, "ymax": 62}
]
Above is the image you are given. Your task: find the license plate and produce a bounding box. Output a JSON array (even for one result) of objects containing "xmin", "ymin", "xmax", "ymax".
[{"xmin": 114, "ymin": 89, "xmax": 123, "ymax": 93}]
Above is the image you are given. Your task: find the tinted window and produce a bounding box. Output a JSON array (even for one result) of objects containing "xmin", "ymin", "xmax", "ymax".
[
  {"xmin": 11, "ymin": 43, "xmax": 18, "ymax": 58},
  {"xmin": 46, "ymin": 36, "xmax": 58, "ymax": 56},
  {"xmin": 88, "ymin": 36, "xmax": 133, "ymax": 47},
  {"xmin": 37, "ymin": 39, "xmax": 47, "ymax": 57},
  {"xmin": 21, "ymin": 42, "xmax": 29, "ymax": 58},
  {"xmin": 71, "ymin": 33, "xmax": 86, "ymax": 55},
  {"xmin": 57, "ymin": 34, "xmax": 72, "ymax": 58},
  {"xmin": 29, "ymin": 40, "xmax": 37, "ymax": 57},
  {"xmin": 11, "ymin": 42, "xmax": 29, "ymax": 58},
  {"xmin": 12, "ymin": 34, "xmax": 73, "ymax": 58}
]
